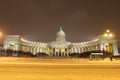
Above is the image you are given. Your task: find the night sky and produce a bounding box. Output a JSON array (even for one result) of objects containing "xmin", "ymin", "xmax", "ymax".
[{"xmin": 0, "ymin": 0, "xmax": 120, "ymax": 43}]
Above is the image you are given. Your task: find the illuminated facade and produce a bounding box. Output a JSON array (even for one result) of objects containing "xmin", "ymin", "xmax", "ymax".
[{"xmin": 3, "ymin": 28, "xmax": 119, "ymax": 57}]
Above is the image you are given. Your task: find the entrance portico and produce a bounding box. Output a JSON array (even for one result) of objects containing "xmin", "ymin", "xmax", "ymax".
[{"xmin": 48, "ymin": 27, "xmax": 72, "ymax": 57}]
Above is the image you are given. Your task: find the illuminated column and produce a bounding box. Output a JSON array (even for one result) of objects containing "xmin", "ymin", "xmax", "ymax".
[
  {"xmin": 77, "ymin": 47, "xmax": 79, "ymax": 53},
  {"xmin": 58, "ymin": 48, "xmax": 60, "ymax": 56},
  {"xmin": 79, "ymin": 47, "xmax": 81, "ymax": 53},
  {"xmin": 55, "ymin": 48, "xmax": 57, "ymax": 56},
  {"xmin": 32, "ymin": 47, "xmax": 35, "ymax": 55},
  {"xmin": 27, "ymin": 45, "xmax": 30, "ymax": 52},
  {"xmin": 91, "ymin": 45, "xmax": 93, "ymax": 51},
  {"xmin": 33, "ymin": 47, "xmax": 36, "ymax": 55},
  {"xmin": 52, "ymin": 48, "xmax": 54, "ymax": 56},
  {"xmin": 42, "ymin": 47, "xmax": 44, "ymax": 53},
  {"xmin": 38, "ymin": 47, "xmax": 41, "ymax": 53},
  {"xmin": 87, "ymin": 46, "xmax": 90, "ymax": 52},
  {"xmin": 100, "ymin": 43, "xmax": 104, "ymax": 51},
  {"xmin": 35, "ymin": 47, "xmax": 37, "ymax": 55},
  {"xmin": 51, "ymin": 48, "xmax": 53, "ymax": 56},
  {"xmin": 63, "ymin": 48, "xmax": 65, "ymax": 56},
  {"xmin": 95, "ymin": 45, "xmax": 98, "ymax": 51},
  {"xmin": 91, "ymin": 46, "xmax": 94, "ymax": 51},
  {"xmin": 25, "ymin": 45, "xmax": 28, "ymax": 52},
  {"xmin": 81, "ymin": 47, "xmax": 83, "ymax": 53},
  {"xmin": 39, "ymin": 46, "xmax": 41, "ymax": 53},
  {"xmin": 13, "ymin": 43, "xmax": 18, "ymax": 57},
  {"xmin": 89, "ymin": 46, "xmax": 92, "ymax": 52},
  {"xmin": 86, "ymin": 46, "xmax": 88, "ymax": 52},
  {"xmin": 49, "ymin": 47, "xmax": 51, "ymax": 56},
  {"xmin": 83, "ymin": 47, "xmax": 86, "ymax": 52},
  {"xmin": 36, "ymin": 47, "xmax": 39, "ymax": 54},
  {"xmin": 89, "ymin": 46, "xmax": 91, "ymax": 51},
  {"xmin": 28, "ymin": 46, "xmax": 31, "ymax": 52},
  {"xmin": 84, "ymin": 47, "xmax": 86, "ymax": 52},
  {"xmin": 79, "ymin": 47, "xmax": 82, "ymax": 53},
  {"xmin": 61, "ymin": 48, "xmax": 63, "ymax": 56},
  {"xmin": 30, "ymin": 46, "xmax": 33, "ymax": 54},
  {"xmin": 86, "ymin": 47, "xmax": 88, "ymax": 52},
  {"xmin": 74, "ymin": 47, "xmax": 77, "ymax": 53},
  {"xmin": 112, "ymin": 42, "xmax": 119, "ymax": 56},
  {"xmin": 71, "ymin": 48, "xmax": 73, "ymax": 53},
  {"xmin": 82, "ymin": 47, "xmax": 84, "ymax": 53},
  {"xmin": 21, "ymin": 43, "xmax": 24, "ymax": 52},
  {"xmin": 96, "ymin": 45, "xmax": 99, "ymax": 51},
  {"xmin": 67, "ymin": 48, "xmax": 69, "ymax": 56},
  {"xmin": 30, "ymin": 46, "xmax": 33, "ymax": 53},
  {"xmin": 3, "ymin": 43, "xmax": 8, "ymax": 56}
]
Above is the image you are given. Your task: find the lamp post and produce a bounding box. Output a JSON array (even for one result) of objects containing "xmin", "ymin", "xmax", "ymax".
[{"xmin": 104, "ymin": 30, "xmax": 113, "ymax": 57}]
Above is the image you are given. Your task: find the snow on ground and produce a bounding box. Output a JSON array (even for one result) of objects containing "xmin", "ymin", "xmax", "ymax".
[
  {"xmin": 0, "ymin": 57, "xmax": 120, "ymax": 80},
  {"xmin": 0, "ymin": 57, "xmax": 120, "ymax": 65}
]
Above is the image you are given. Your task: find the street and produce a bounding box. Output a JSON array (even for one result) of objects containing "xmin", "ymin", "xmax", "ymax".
[{"xmin": 0, "ymin": 58, "xmax": 120, "ymax": 80}]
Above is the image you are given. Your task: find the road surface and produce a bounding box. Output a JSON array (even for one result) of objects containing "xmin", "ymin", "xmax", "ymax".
[{"xmin": 0, "ymin": 58, "xmax": 120, "ymax": 80}]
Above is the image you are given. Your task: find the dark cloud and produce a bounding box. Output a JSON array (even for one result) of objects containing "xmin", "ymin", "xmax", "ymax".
[{"xmin": 0, "ymin": 0, "xmax": 120, "ymax": 42}]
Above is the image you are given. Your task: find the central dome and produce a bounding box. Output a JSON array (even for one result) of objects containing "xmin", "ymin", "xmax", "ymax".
[
  {"xmin": 57, "ymin": 27, "xmax": 65, "ymax": 37},
  {"xmin": 56, "ymin": 27, "xmax": 66, "ymax": 41}
]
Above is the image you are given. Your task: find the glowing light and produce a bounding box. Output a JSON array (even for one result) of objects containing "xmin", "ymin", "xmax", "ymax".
[
  {"xmin": 0, "ymin": 32, "xmax": 2, "ymax": 37},
  {"xmin": 106, "ymin": 29, "xmax": 110, "ymax": 33},
  {"xmin": 109, "ymin": 33, "xmax": 113, "ymax": 37},
  {"xmin": 104, "ymin": 30, "xmax": 113, "ymax": 39},
  {"xmin": 104, "ymin": 33, "xmax": 108, "ymax": 37}
]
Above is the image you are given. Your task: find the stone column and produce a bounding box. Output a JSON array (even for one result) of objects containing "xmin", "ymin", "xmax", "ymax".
[
  {"xmin": 83, "ymin": 47, "xmax": 85, "ymax": 52},
  {"xmin": 54, "ymin": 48, "xmax": 56, "ymax": 56},
  {"xmin": 13, "ymin": 43, "xmax": 18, "ymax": 57},
  {"xmin": 33, "ymin": 47, "xmax": 36, "ymax": 55},
  {"xmin": 112, "ymin": 42, "xmax": 119, "ymax": 56},
  {"xmin": 74, "ymin": 47, "xmax": 77, "ymax": 53},
  {"xmin": 58, "ymin": 48, "xmax": 60, "ymax": 56},
  {"xmin": 100, "ymin": 43, "xmax": 104, "ymax": 51},
  {"xmin": 70, "ymin": 48, "xmax": 73, "ymax": 54},
  {"xmin": 3, "ymin": 43, "xmax": 8, "ymax": 56},
  {"xmin": 66, "ymin": 48, "xmax": 68, "ymax": 56},
  {"xmin": 50, "ymin": 48, "xmax": 53, "ymax": 56},
  {"xmin": 30, "ymin": 46, "xmax": 33, "ymax": 53}
]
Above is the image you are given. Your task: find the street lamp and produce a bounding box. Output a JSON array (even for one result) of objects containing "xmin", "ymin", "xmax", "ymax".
[
  {"xmin": 0, "ymin": 32, "xmax": 2, "ymax": 37},
  {"xmin": 104, "ymin": 29, "xmax": 113, "ymax": 56}
]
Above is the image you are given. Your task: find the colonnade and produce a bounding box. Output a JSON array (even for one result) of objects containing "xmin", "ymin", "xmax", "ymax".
[
  {"xmin": 21, "ymin": 40, "xmax": 48, "ymax": 55},
  {"xmin": 70, "ymin": 45, "xmax": 100, "ymax": 54},
  {"xmin": 20, "ymin": 38, "xmax": 101, "ymax": 56},
  {"xmin": 48, "ymin": 47, "xmax": 70, "ymax": 56},
  {"xmin": 70, "ymin": 40, "xmax": 100, "ymax": 54},
  {"xmin": 3, "ymin": 38, "xmax": 101, "ymax": 56}
]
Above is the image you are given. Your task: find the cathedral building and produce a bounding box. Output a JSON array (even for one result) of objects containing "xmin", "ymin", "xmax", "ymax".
[{"xmin": 2, "ymin": 28, "xmax": 119, "ymax": 57}]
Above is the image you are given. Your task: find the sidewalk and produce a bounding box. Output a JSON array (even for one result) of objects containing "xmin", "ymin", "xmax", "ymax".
[{"xmin": 0, "ymin": 57, "xmax": 120, "ymax": 65}]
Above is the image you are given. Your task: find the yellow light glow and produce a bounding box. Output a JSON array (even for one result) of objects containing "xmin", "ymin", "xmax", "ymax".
[
  {"xmin": 106, "ymin": 29, "xmax": 110, "ymax": 33},
  {"xmin": 104, "ymin": 33, "xmax": 108, "ymax": 37},
  {"xmin": 109, "ymin": 33, "xmax": 113, "ymax": 37},
  {"xmin": 0, "ymin": 32, "xmax": 2, "ymax": 37},
  {"xmin": 61, "ymin": 48, "xmax": 65, "ymax": 52}
]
